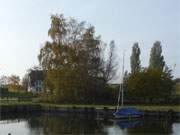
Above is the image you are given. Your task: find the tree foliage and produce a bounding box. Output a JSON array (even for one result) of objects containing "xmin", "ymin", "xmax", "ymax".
[
  {"xmin": 149, "ymin": 41, "xmax": 165, "ymax": 70},
  {"xmin": 38, "ymin": 14, "xmax": 117, "ymax": 103},
  {"xmin": 0, "ymin": 75, "xmax": 22, "ymax": 91},
  {"xmin": 8, "ymin": 75, "xmax": 20, "ymax": 86},
  {"xmin": 130, "ymin": 42, "xmax": 141, "ymax": 74},
  {"xmin": 103, "ymin": 41, "xmax": 117, "ymax": 83},
  {"xmin": 126, "ymin": 42, "xmax": 174, "ymax": 103},
  {"xmin": 0, "ymin": 75, "xmax": 9, "ymax": 86},
  {"xmin": 126, "ymin": 68, "xmax": 173, "ymax": 102}
]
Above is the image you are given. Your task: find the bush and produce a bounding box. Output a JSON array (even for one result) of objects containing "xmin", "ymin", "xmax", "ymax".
[
  {"xmin": 126, "ymin": 68, "xmax": 174, "ymax": 104},
  {"xmin": 0, "ymin": 87, "xmax": 9, "ymax": 97}
]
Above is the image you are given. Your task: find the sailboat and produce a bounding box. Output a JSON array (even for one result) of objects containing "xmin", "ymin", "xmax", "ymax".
[{"xmin": 113, "ymin": 51, "xmax": 142, "ymax": 119}]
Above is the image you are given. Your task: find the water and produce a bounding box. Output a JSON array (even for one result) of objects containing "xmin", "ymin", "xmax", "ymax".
[{"xmin": 0, "ymin": 113, "xmax": 180, "ymax": 135}]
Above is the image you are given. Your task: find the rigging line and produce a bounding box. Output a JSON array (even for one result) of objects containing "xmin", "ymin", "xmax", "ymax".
[
  {"xmin": 121, "ymin": 51, "xmax": 125, "ymax": 106},
  {"xmin": 116, "ymin": 50, "xmax": 125, "ymax": 111}
]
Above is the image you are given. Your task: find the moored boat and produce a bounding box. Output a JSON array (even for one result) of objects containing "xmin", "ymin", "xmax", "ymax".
[{"xmin": 113, "ymin": 52, "xmax": 142, "ymax": 119}]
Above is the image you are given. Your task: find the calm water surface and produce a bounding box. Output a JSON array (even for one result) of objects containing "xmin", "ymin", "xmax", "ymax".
[{"xmin": 0, "ymin": 113, "xmax": 180, "ymax": 135}]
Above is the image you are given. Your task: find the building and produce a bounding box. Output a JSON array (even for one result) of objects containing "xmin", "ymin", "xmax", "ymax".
[{"xmin": 28, "ymin": 69, "xmax": 44, "ymax": 93}]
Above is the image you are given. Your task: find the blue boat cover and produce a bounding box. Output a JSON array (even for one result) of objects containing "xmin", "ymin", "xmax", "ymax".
[{"xmin": 114, "ymin": 107, "xmax": 142, "ymax": 116}]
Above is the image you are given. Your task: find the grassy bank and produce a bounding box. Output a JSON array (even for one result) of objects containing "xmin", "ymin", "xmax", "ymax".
[
  {"xmin": 40, "ymin": 103, "xmax": 180, "ymax": 112},
  {"xmin": 0, "ymin": 101, "xmax": 179, "ymax": 112},
  {"xmin": 0, "ymin": 101, "xmax": 37, "ymax": 106}
]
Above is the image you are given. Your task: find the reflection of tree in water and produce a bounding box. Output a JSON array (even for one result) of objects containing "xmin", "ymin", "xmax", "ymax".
[
  {"xmin": 1, "ymin": 113, "xmax": 178, "ymax": 135},
  {"xmin": 26, "ymin": 115, "xmax": 43, "ymax": 130},
  {"xmin": 27, "ymin": 113, "xmax": 106, "ymax": 134},
  {"xmin": 127, "ymin": 118, "xmax": 173, "ymax": 135},
  {"xmin": 0, "ymin": 112, "xmax": 41, "ymax": 125}
]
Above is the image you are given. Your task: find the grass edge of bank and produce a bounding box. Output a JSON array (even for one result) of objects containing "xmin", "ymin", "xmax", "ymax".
[{"xmin": 0, "ymin": 102, "xmax": 180, "ymax": 112}]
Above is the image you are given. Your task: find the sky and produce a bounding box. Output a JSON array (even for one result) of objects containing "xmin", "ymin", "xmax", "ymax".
[{"xmin": 0, "ymin": 0, "xmax": 179, "ymax": 80}]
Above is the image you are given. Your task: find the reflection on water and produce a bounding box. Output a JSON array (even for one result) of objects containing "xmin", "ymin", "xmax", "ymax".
[
  {"xmin": 115, "ymin": 119, "xmax": 141, "ymax": 129},
  {"xmin": 0, "ymin": 113, "xmax": 180, "ymax": 135}
]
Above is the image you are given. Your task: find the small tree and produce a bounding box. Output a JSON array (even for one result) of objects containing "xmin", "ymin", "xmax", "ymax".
[
  {"xmin": 7, "ymin": 75, "xmax": 22, "ymax": 91},
  {"xmin": 8, "ymin": 75, "xmax": 20, "ymax": 86},
  {"xmin": 0, "ymin": 75, "xmax": 9, "ymax": 87}
]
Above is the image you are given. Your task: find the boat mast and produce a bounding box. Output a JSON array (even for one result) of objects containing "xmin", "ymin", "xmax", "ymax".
[
  {"xmin": 117, "ymin": 81, "xmax": 121, "ymax": 111},
  {"xmin": 116, "ymin": 51, "xmax": 125, "ymax": 111},
  {"xmin": 121, "ymin": 51, "xmax": 125, "ymax": 106}
]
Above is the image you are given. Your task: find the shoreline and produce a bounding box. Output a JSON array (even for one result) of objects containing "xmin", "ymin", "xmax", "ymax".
[
  {"xmin": 0, "ymin": 103, "xmax": 180, "ymax": 119},
  {"xmin": 0, "ymin": 102, "xmax": 180, "ymax": 111}
]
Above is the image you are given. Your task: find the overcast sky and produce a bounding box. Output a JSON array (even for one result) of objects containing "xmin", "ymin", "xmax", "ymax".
[{"xmin": 0, "ymin": 0, "xmax": 179, "ymax": 80}]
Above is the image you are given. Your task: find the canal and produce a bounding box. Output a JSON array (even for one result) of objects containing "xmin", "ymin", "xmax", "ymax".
[{"xmin": 0, "ymin": 113, "xmax": 180, "ymax": 135}]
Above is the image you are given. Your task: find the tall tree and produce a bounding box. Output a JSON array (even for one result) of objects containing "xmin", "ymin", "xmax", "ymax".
[
  {"xmin": 130, "ymin": 42, "xmax": 141, "ymax": 74},
  {"xmin": 149, "ymin": 41, "xmax": 165, "ymax": 70},
  {"xmin": 103, "ymin": 41, "xmax": 117, "ymax": 83},
  {"xmin": 38, "ymin": 14, "xmax": 116, "ymax": 103}
]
